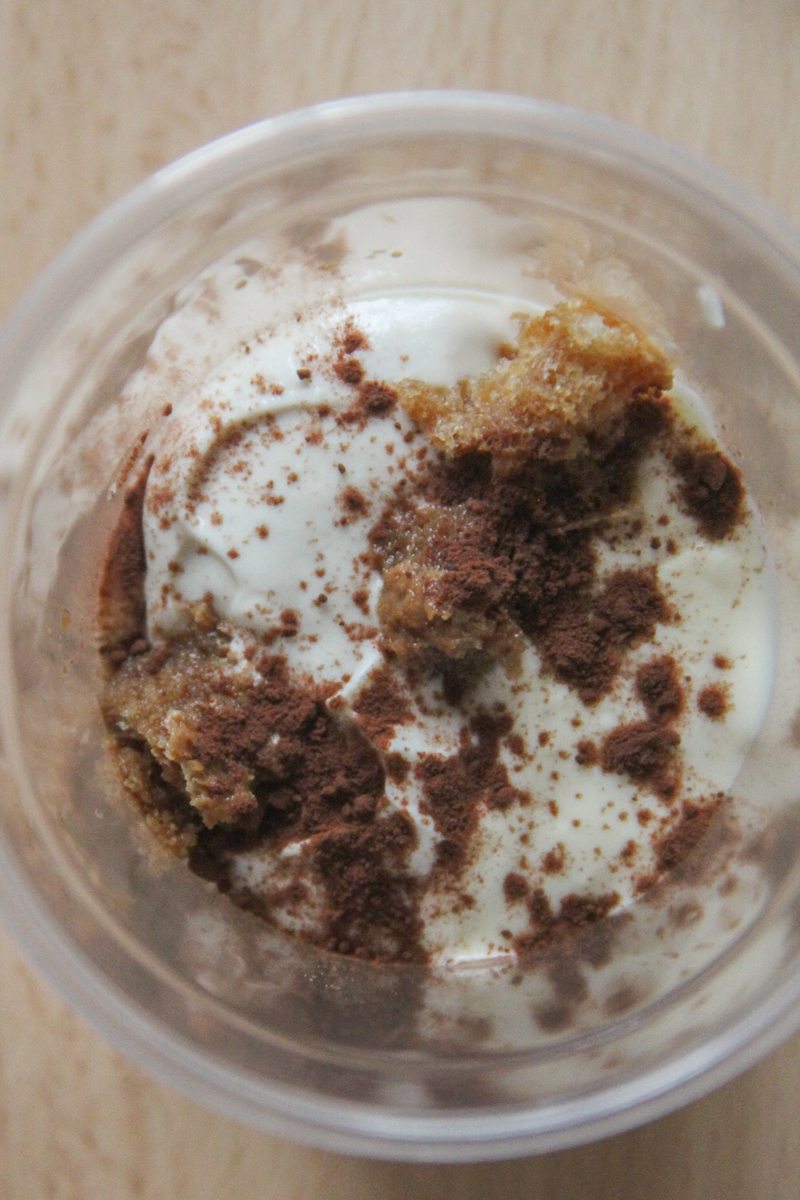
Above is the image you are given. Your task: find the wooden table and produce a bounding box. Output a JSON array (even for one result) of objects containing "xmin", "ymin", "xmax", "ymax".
[{"xmin": 1, "ymin": 2, "xmax": 799, "ymax": 1195}]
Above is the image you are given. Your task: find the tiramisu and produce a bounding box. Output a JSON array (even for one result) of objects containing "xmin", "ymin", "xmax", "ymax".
[{"xmin": 97, "ymin": 206, "xmax": 773, "ymax": 966}]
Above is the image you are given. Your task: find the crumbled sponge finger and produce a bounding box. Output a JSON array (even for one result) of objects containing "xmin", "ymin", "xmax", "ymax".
[
  {"xmin": 398, "ymin": 301, "xmax": 672, "ymax": 469},
  {"xmin": 103, "ymin": 640, "xmax": 261, "ymax": 828}
]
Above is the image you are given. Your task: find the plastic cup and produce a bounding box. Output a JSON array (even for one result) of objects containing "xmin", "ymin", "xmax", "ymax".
[{"xmin": 1, "ymin": 92, "xmax": 799, "ymax": 1162}]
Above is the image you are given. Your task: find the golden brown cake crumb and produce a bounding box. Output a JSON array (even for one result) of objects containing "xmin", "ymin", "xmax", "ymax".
[{"xmin": 397, "ymin": 301, "xmax": 672, "ymax": 470}]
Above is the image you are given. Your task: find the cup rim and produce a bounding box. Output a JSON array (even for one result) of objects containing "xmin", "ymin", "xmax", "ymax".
[{"xmin": 1, "ymin": 90, "xmax": 799, "ymax": 1162}]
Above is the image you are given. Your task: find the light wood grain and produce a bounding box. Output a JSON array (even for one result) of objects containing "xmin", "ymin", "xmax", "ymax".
[{"xmin": 1, "ymin": 1, "xmax": 799, "ymax": 1196}]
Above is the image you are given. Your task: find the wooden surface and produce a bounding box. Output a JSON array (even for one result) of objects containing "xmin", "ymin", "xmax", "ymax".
[{"xmin": 1, "ymin": 1, "xmax": 799, "ymax": 1196}]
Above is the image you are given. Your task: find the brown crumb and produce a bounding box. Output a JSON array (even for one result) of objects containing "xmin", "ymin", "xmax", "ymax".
[
  {"xmin": 398, "ymin": 300, "xmax": 672, "ymax": 470},
  {"xmin": 358, "ymin": 381, "xmax": 397, "ymax": 415},
  {"xmin": 352, "ymin": 588, "xmax": 370, "ymax": 614}
]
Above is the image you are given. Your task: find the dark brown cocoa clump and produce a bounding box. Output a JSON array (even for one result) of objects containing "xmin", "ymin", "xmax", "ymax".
[
  {"xmin": 600, "ymin": 720, "xmax": 680, "ymax": 794},
  {"xmin": 504, "ymin": 872, "xmax": 529, "ymax": 901},
  {"xmin": 352, "ymin": 664, "xmax": 414, "ymax": 744},
  {"xmin": 673, "ymin": 445, "xmax": 744, "ymax": 539},
  {"xmin": 697, "ymin": 684, "xmax": 729, "ymax": 720},
  {"xmin": 313, "ymin": 812, "xmax": 421, "ymax": 959},
  {"xmin": 635, "ymin": 655, "xmax": 684, "ymax": 723},
  {"xmin": 415, "ymin": 710, "xmax": 527, "ymax": 874},
  {"xmin": 531, "ymin": 567, "xmax": 667, "ymax": 705}
]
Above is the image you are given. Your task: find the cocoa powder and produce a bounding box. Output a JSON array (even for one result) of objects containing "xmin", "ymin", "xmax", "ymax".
[
  {"xmin": 601, "ymin": 720, "xmax": 680, "ymax": 794},
  {"xmin": 673, "ymin": 445, "xmax": 744, "ymax": 539},
  {"xmin": 698, "ymin": 684, "xmax": 729, "ymax": 720},
  {"xmin": 415, "ymin": 710, "xmax": 527, "ymax": 874},
  {"xmin": 635, "ymin": 655, "xmax": 684, "ymax": 723},
  {"xmin": 352, "ymin": 664, "xmax": 414, "ymax": 744},
  {"xmin": 654, "ymin": 796, "xmax": 725, "ymax": 878}
]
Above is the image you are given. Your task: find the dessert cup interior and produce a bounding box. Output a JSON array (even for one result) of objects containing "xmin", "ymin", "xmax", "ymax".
[{"xmin": 1, "ymin": 94, "xmax": 799, "ymax": 1160}]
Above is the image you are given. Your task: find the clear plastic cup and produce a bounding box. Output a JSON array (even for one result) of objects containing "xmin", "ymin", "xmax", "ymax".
[{"xmin": 1, "ymin": 92, "xmax": 799, "ymax": 1163}]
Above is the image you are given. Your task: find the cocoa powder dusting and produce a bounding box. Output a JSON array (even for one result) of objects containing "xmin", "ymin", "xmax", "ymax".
[
  {"xmin": 503, "ymin": 872, "xmax": 529, "ymax": 901},
  {"xmin": 337, "ymin": 485, "xmax": 370, "ymax": 524},
  {"xmin": 357, "ymin": 380, "xmax": 397, "ymax": 416},
  {"xmin": 352, "ymin": 664, "xmax": 414, "ymax": 744},
  {"xmin": 654, "ymin": 797, "xmax": 725, "ymax": 878},
  {"xmin": 673, "ymin": 446, "xmax": 744, "ymax": 539},
  {"xmin": 594, "ymin": 568, "xmax": 666, "ymax": 645},
  {"xmin": 698, "ymin": 684, "xmax": 729, "ymax": 720},
  {"xmin": 541, "ymin": 844, "xmax": 566, "ymax": 874},
  {"xmin": 334, "ymin": 357, "xmax": 365, "ymax": 387},
  {"xmin": 575, "ymin": 739, "xmax": 598, "ymax": 766},
  {"xmin": 601, "ymin": 720, "xmax": 680, "ymax": 795},
  {"xmin": 338, "ymin": 380, "xmax": 398, "ymax": 426},
  {"xmin": 635, "ymin": 655, "xmax": 683, "ymax": 723},
  {"xmin": 415, "ymin": 711, "xmax": 526, "ymax": 874},
  {"xmin": 342, "ymin": 329, "xmax": 368, "ymax": 354},
  {"xmin": 313, "ymin": 813, "xmax": 421, "ymax": 959},
  {"xmin": 515, "ymin": 884, "xmax": 622, "ymax": 1023}
]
